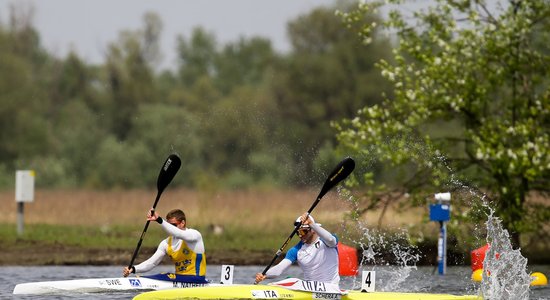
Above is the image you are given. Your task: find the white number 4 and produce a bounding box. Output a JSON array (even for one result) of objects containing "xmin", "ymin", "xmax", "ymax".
[{"xmin": 361, "ymin": 271, "xmax": 376, "ymax": 292}]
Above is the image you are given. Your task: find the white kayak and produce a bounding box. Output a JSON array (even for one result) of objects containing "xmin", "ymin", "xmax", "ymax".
[{"xmin": 13, "ymin": 273, "xmax": 210, "ymax": 295}]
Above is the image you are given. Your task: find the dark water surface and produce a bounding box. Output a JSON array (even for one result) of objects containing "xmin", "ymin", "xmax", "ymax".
[{"xmin": 2, "ymin": 265, "xmax": 549, "ymax": 299}]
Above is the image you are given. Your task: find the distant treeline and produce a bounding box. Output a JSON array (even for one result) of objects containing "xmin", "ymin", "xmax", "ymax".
[{"xmin": 0, "ymin": 3, "xmax": 392, "ymax": 189}]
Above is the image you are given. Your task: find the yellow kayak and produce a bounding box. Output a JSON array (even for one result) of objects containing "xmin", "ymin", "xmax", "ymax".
[{"xmin": 133, "ymin": 284, "xmax": 481, "ymax": 300}]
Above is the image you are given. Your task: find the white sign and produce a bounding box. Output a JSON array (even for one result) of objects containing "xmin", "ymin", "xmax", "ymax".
[
  {"xmin": 434, "ymin": 192, "xmax": 451, "ymax": 201},
  {"xmin": 220, "ymin": 264, "xmax": 234, "ymax": 284},
  {"xmin": 361, "ymin": 271, "xmax": 376, "ymax": 292},
  {"xmin": 16, "ymin": 170, "xmax": 35, "ymax": 203}
]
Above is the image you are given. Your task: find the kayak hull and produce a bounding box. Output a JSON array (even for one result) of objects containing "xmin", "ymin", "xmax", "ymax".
[
  {"xmin": 133, "ymin": 284, "xmax": 481, "ymax": 300},
  {"xmin": 13, "ymin": 277, "xmax": 209, "ymax": 295}
]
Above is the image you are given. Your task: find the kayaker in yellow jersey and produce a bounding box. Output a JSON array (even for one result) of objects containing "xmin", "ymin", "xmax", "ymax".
[
  {"xmin": 123, "ymin": 208, "xmax": 207, "ymax": 283},
  {"xmin": 255, "ymin": 212, "xmax": 339, "ymax": 285}
]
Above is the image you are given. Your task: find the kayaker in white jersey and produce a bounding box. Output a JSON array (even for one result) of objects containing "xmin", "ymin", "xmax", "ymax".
[
  {"xmin": 122, "ymin": 209, "xmax": 207, "ymax": 283},
  {"xmin": 255, "ymin": 212, "xmax": 339, "ymax": 285}
]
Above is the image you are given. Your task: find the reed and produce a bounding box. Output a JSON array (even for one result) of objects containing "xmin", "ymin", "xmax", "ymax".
[
  {"xmin": 0, "ymin": 188, "xmax": 357, "ymax": 255},
  {"xmin": 0, "ymin": 188, "xmax": 351, "ymax": 228}
]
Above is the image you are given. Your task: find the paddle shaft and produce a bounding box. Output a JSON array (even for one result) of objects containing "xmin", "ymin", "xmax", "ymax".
[
  {"xmin": 260, "ymin": 157, "xmax": 355, "ymax": 277},
  {"xmin": 128, "ymin": 192, "xmax": 161, "ymax": 268}
]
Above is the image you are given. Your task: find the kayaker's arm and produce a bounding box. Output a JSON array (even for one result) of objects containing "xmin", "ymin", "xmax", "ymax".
[
  {"xmin": 133, "ymin": 241, "xmax": 167, "ymax": 273},
  {"xmin": 255, "ymin": 258, "xmax": 292, "ymax": 283},
  {"xmin": 158, "ymin": 218, "xmax": 202, "ymax": 242},
  {"xmin": 265, "ymin": 258, "xmax": 292, "ymax": 278},
  {"xmin": 310, "ymin": 222, "xmax": 337, "ymax": 248}
]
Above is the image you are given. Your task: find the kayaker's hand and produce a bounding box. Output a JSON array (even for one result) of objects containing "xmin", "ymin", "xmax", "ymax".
[
  {"xmin": 123, "ymin": 266, "xmax": 133, "ymax": 277},
  {"xmin": 300, "ymin": 212, "xmax": 314, "ymax": 226},
  {"xmin": 255, "ymin": 273, "xmax": 266, "ymax": 284},
  {"xmin": 147, "ymin": 208, "xmax": 159, "ymax": 222}
]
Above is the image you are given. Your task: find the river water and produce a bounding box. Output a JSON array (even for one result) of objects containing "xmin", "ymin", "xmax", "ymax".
[{"xmin": 2, "ymin": 265, "xmax": 549, "ymax": 299}]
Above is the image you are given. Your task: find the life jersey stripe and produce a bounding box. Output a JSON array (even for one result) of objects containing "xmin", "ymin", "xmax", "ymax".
[{"xmin": 195, "ymin": 254, "xmax": 203, "ymax": 276}]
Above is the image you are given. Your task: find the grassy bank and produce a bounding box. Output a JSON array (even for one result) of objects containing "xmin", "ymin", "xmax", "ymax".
[
  {"xmin": 0, "ymin": 222, "xmax": 289, "ymax": 265},
  {"xmin": 0, "ymin": 222, "xmax": 295, "ymax": 252},
  {"xmin": 2, "ymin": 188, "xmax": 548, "ymax": 266},
  {"xmin": 0, "ymin": 188, "xmax": 350, "ymax": 265}
]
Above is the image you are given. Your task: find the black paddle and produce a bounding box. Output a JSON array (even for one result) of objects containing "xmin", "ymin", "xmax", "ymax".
[
  {"xmin": 128, "ymin": 153, "xmax": 182, "ymax": 269},
  {"xmin": 259, "ymin": 157, "xmax": 356, "ymax": 279}
]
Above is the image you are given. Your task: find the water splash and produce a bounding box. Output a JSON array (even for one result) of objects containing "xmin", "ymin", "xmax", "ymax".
[
  {"xmin": 382, "ymin": 242, "xmax": 420, "ymax": 292},
  {"xmin": 339, "ymin": 186, "xmax": 422, "ymax": 291},
  {"xmin": 481, "ymin": 211, "xmax": 531, "ymax": 299},
  {"xmin": 337, "ymin": 138, "xmax": 533, "ymax": 299}
]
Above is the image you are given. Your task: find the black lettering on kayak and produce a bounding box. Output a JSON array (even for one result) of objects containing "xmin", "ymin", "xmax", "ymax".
[
  {"xmin": 314, "ymin": 281, "xmax": 326, "ymax": 292},
  {"xmin": 313, "ymin": 293, "xmax": 341, "ymax": 299},
  {"xmin": 302, "ymin": 280, "xmax": 326, "ymax": 292},
  {"xmin": 106, "ymin": 279, "xmax": 122, "ymax": 286},
  {"xmin": 302, "ymin": 280, "xmax": 314, "ymax": 290},
  {"xmin": 172, "ymin": 282, "xmax": 208, "ymax": 288}
]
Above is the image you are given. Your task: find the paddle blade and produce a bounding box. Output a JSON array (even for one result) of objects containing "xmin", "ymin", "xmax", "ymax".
[
  {"xmin": 157, "ymin": 154, "xmax": 181, "ymax": 195},
  {"xmin": 317, "ymin": 157, "xmax": 355, "ymax": 200}
]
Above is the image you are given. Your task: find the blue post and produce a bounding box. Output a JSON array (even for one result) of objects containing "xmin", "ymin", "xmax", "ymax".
[
  {"xmin": 430, "ymin": 192, "xmax": 451, "ymax": 275},
  {"xmin": 437, "ymin": 221, "xmax": 447, "ymax": 275}
]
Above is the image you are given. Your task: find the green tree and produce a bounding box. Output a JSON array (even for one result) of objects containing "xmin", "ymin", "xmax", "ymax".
[
  {"xmin": 173, "ymin": 28, "xmax": 288, "ymax": 187},
  {"xmin": 214, "ymin": 37, "xmax": 276, "ymax": 94},
  {"xmin": 270, "ymin": 4, "xmax": 393, "ymax": 183},
  {"xmin": 176, "ymin": 27, "xmax": 218, "ymax": 88},
  {"xmin": 336, "ymin": 0, "xmax": 550, "ymax": 247},
  {"xmin": 104, "ymin": 12, "xmax": 161, "ymax": 140},
  {"xmin": 126, "ymin": 103, "xmax": 204, "ymax": 187},
  {"xmin": 0, "ymin": 3, "xmax": 54, "ymax": 175},
  {"xmin": 197, "ymin": 86, "xmax": 277, "ymax": 186}
]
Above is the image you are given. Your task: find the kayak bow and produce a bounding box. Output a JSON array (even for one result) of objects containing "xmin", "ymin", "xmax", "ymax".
[{"xmin": 13, "ymin": 274, "xmax": 209, "ymax": 295}]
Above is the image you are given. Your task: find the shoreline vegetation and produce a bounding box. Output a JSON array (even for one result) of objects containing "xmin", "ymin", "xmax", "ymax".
[
  {"xmin": 0, "ymin": 240, "xmax": 274, "ymax": 266},
  {"xmin": 1, "ymin": 188, "xmax": 347, "ymax": 266},
  {"xmin": 1, "ymin": 189, "xmax": 548, "ymax": 266}
]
